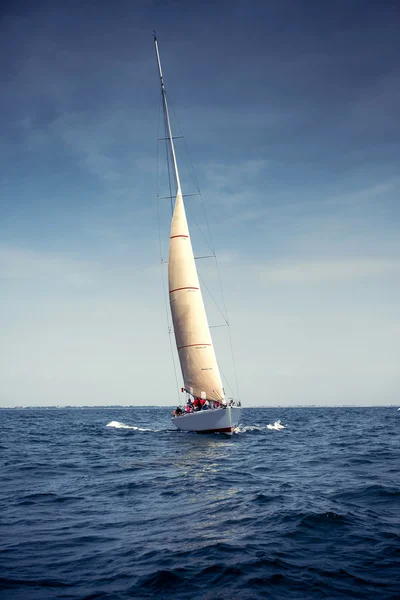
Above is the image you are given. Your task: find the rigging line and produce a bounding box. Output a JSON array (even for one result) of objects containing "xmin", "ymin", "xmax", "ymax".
[
  {"xmin": 173, "ymin": 119, "xmax": 215, "ymax": 254},
  {"xmin": 157, "ymin": 136, "xmax": 183, "ymax": 141},
  {"xmin": 169, "ymin": 100, "xmax": 200, "ymax": 193},
  {"xmin": 161, "ymin": 76, "xmax": 216, "ymax": 259},
  {"xmin": 164, "ymin": 101, "xmax": 237, "ymax": 402},
  {"xmin": 157, "ymin": 150, "xmax": 171, "ymax": 263},
  {"xmin": 198, "ymin": 190, "xmax": 216, "ymax": 256},
  {"xmin": 161, "ymin": 260, "xmax": 180, "ymax": 403},
  {"xmin": 168, "ymin": 330, "xmax": 181, "ymax": 403},
  {"xmin": 165, "ymin": 145, "xmax": 174, "ymax": 215},
  {"xmin": 157, "ymin": 94, "xmax": 172, "ymax": 261},
  {"xmin": 157, "ymin": 193, "xmax": 201, "ymax": 200},
  {"xmin": 168, "ymin": 107, "xmax": 231, "ymax": 398},
  {"xmin": 155, "ymin": 41, "xmax": 238, "ymax": 402},
  {"xmin": 213, "ymin": 256, "xmax": 229, "ymax": 323},
  {"xmin": 184, "ymin": 202, "xmax": 215, "ymax": 256},
  {"xmin": 164, "ymin": 131, "xmax": 174, "ymax": 216},
  {"xmin": 217, "ymin": 361, "xmax": 234, "ymax": 398},
  {"xmin": 197, "ymin": 271, "xmax": 228, "ymax": 325},
  {"xmin": 227, "ymin": 322, "xmax": 240, "ymax": 401},
  {"xmin": 168, "ymin": 102, "xmax": 216, "ymax": 254},
  {"xmin": 156, "ymin": 94, "xmax": 162, "ymax": 203},
  {"xmin": 156, "ymin": 97, "xmax": 163, "ymax": 262},
  {"xmin": 160, "ymin": 87, "xmax": 175, "ymax": 215},
  {"xmin": 213, "ymin": 255, "xmax": 241, "ymax": 400},
  {"xmin": 157, "ymin": 76, "xmax": 182, "ymax": 401},
  {"xmin": 157, "ymin": 94, "xmax": 180, "ymax": 402},
  {"xmin": 161, "ymin": 255, "xmax": 215, "ymax": 264},
  {"xmin": 157, "ymin": 64, "xmax": 215, "ymax": 257}
]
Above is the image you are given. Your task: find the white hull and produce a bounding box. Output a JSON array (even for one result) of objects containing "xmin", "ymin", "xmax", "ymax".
[{"xmin": 171, "ymin": 407, "xmax": 241, "ymax": 434}]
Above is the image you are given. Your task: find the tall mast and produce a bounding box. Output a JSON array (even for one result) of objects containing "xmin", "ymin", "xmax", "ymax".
[{"xmin": 154, "ymin": 33, "xmax": 182, "ymax": 195}]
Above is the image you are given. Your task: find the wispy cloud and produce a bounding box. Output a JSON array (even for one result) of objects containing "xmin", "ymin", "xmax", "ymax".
[
  {"xmin": 258, "ymin": 258, "xmax": 400, "ymax": 283},
  {"xmin": 1, "ymin": 1, "xmax": 399, "ymax": 406},
  {"xmin": 0, "ymin": 246, "xmax": 98, "ymax": 284},
  {"xmin": 204, "ymin": 160, "xmax": 268, "ymax": 190}
]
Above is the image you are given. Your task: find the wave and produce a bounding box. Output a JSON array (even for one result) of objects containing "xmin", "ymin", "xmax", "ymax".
[
  {"xmin": 106, "ymin": 421, "xmax": 157, "ymax": 432},
  {"xmin": 331, "ymin": 483, "xmax": 400, "ymax": 504},
  {"xmin": 0, "ymin": 577, "xmax": 70, "ymax": 590}
]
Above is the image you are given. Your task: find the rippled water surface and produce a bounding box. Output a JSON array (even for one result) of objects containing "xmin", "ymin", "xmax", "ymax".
[{"xmin": 0, "ymin": 406, "xmax": 399, "ymax": 599}]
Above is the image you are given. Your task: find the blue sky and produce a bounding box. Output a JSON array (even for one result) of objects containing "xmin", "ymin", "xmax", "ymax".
[{"xmin": 1, "ymin": 0, "xmax": 399, "ymax": 406}]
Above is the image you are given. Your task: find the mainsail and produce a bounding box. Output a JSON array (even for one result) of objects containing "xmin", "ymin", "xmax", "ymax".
[
  {"xmin": 155, "ymin": 35, "xmax": 224, "ymax": 401},
  {"xmin": 168, "ymin": 191, "xmax": 224, "ymax": 401}
]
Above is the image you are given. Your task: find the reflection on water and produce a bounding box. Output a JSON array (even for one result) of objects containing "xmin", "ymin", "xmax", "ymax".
[
  {"xmin": 172, "ymin": 436, "xmax": 235, "ymax": 476},
  {"xmin": 169, "ymin": 436, "xmax": 244, "ymax": 546}
]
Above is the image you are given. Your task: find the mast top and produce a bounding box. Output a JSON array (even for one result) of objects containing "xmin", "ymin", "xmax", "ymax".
[{"xmin": 154, "ymin": 32, "xmax": 182, "ymax": 195}]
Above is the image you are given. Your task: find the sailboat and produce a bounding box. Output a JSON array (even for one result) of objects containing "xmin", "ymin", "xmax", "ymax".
[{"xmin": 154, "ymin": 34, "xmax": 242, "ymax": 434}]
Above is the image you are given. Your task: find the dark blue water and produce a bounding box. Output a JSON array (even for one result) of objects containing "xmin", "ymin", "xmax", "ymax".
[{"xmin": 0, "ymin": 407, "xmax": 399, "ymax": 600}]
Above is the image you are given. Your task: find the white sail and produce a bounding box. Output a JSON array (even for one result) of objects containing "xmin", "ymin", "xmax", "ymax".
[{"xmin": 168, "ymin": 190, "xmax": 224, "ymax": 401}]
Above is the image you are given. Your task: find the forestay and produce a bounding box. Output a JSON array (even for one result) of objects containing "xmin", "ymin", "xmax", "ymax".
[{"xmin": 154, "ymin": 33, "xmax": 224, "ymax": 402}]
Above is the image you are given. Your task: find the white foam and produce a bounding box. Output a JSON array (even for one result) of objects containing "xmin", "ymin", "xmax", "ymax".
[
  {"xmin": 234, "ymin": 425, "xmax": 264, "ymax": 433},
  {"xmin": 267, "ymin": 420, "xmax": 286, "ymax": 430},
  {"xmin": 106, "ymin": 421, "xmax": 155, "ymax": 431},
  {"xmin": 234, "ymin": 420, "xmax": 287, "ymax": 434}
]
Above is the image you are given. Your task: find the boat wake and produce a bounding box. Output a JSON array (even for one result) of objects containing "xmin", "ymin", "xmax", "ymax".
[
  {"xmin": 234, "ymin": 420, "xmax": 287, "ymax": 434},
  {"xmin": 106, "ymin": 421, "xmax": 158, "ymax": 432},
  {"xmin": 107, "ymin": 419, "xmax": 286, "ymax": 434}
]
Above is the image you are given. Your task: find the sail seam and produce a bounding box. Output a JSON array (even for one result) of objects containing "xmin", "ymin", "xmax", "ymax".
[
  {"xmin": 169, "ymin": 286, "xmax": 199, "ymax": 293},
  {"xmin": 177, "ymin": 343, "xmax": 212, "ymax": 350},
  {"xmin": 170, "ymin": 235, "xmax": 188, "ymax": 239}
]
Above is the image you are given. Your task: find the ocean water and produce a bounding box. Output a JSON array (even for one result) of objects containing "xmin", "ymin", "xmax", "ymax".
[{"xmin": 0, "ymin": 406, "xmax": 399, "ymax": 600}]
